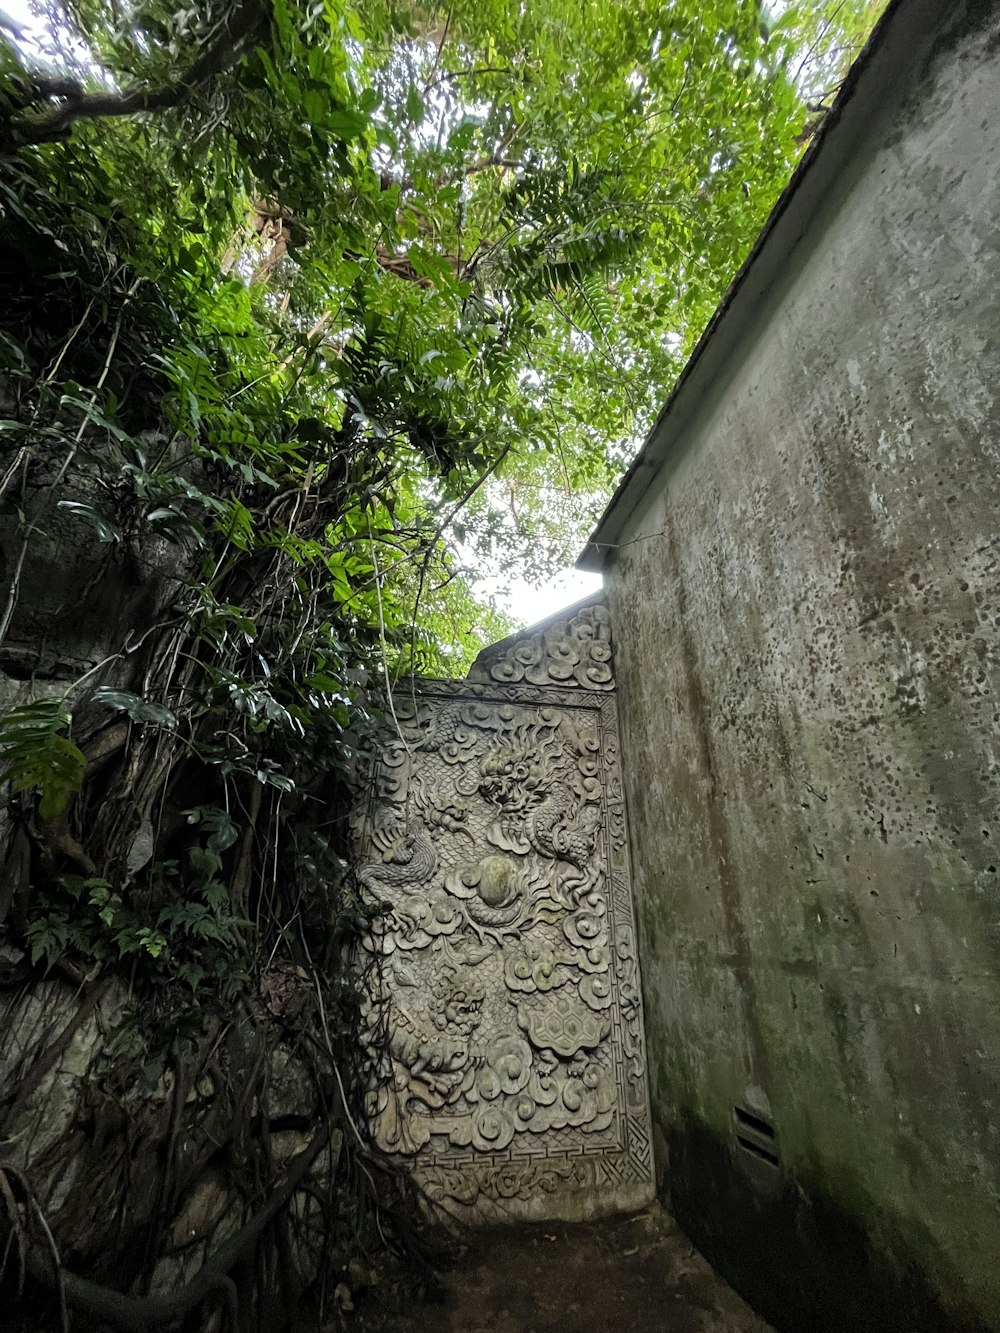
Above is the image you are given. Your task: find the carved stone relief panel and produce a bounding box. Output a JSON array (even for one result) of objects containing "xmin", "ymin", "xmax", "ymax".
[
  {"xmin": 467, "ymin": 600, "xmax": 614, "ymax": 691},
  {"xmin": 354, "ymin": 677, "xmax": 653, "ymax": 1222}
]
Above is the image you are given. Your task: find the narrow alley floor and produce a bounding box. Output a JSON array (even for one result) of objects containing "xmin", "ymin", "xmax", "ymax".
[{"xmin": 355, "ymin": 1205, "xmax": 773, "ymax": 1333}]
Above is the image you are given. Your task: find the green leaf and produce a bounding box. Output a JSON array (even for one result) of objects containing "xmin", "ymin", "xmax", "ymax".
[
  {"xmin": 184, "ymin": 805, "xmax": 239, "ymax": 854},
  {"xmin": 146, "ymin": 506, "xmax": 208, "ymax": 549},
  {"xmin": 57, "ymin": 499, "xmax": 123, "ymax": 543},
  {"xmin": 404, "ymin": 83, "xmax": 425, "ymax": 124},
  {"xmin": 93, "ymin": 687, "xmax": 178, "ymax": 728}
]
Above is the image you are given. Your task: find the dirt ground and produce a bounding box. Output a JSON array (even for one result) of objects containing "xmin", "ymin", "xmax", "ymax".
[{"xmin": 354, "ymin": 1205, "xmax": 773, "ymax": 1333}]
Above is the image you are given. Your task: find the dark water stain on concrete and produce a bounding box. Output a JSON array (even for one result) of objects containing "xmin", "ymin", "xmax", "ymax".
[{"xmin": 667, "ymin": 1113, "xmax": 993, "ymax": 1333}]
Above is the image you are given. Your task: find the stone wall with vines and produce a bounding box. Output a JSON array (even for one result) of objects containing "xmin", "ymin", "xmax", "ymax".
[
  {"xmin": 0, "ymin": 135, "xmax": 432, "ymax": 1333},
  {"xmin": 0, "ymin": 392, "xmax": 419, "ymax": 1330}
]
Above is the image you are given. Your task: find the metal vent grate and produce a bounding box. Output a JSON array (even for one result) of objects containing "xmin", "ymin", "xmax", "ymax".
[{"xmin": 733, "ymin": 1104, "xmax": 780, "ymax": 1169}]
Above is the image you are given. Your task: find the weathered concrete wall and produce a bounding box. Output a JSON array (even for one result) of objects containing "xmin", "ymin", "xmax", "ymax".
[{"xmin": 603, "ymin": 3, "xmax": 1000, "ymax": 1329}]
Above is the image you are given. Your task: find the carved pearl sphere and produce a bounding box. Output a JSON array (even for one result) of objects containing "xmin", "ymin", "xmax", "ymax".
[{"xmin": 475, "ymin": 855, "xmax": 518, "ymax": 907}]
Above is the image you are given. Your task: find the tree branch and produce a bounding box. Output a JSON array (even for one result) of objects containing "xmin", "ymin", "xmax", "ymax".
[{"xmin": 3, "ymin": 0, "xmax": 272, "ymax": 150}]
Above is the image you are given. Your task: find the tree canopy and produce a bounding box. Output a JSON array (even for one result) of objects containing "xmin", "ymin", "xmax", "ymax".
[{"xmin": 2, "ymin": 0, "xmax": 885, "ymax": 637}]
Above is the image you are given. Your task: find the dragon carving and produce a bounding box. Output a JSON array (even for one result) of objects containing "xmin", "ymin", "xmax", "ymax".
[{"xmin": 472, "ymin": 722, "xmax": 601, "ymax": 870}]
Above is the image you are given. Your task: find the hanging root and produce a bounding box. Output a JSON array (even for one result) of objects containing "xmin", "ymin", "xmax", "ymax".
[
  {"xmin": 0, "ymin": 1166, "xmax": 27, "ymax": 1297},
  {"xmin": 6, "ymin": 1130, "xmax": 326, "ymax": 1333}
]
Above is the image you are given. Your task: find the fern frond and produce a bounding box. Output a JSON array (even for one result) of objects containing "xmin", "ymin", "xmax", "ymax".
[
  {"xmin": 570, "ymin": 275, "xmax": 616, "ymax": 339},
  {"xmin": 0, "ymin": 698, "xmax": 86, "ymax": 821}
]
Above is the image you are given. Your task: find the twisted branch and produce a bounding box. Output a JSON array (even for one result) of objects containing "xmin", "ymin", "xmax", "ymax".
[{"xmin": 2, "ymin": 0, "xmax": 271, "ymax": 150}]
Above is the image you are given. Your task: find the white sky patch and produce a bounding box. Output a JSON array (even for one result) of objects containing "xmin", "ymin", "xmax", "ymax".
[
  {"xmin": 477, "ymin": 566, "xmax": 603, "ymax": 628},
  {"xmin": 1, "ymin": 0, "xmax": 86, "ymax": 68},
  {"xmin": 1, "ymin": 0, "xmax": 40, "ymax": 37}
]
